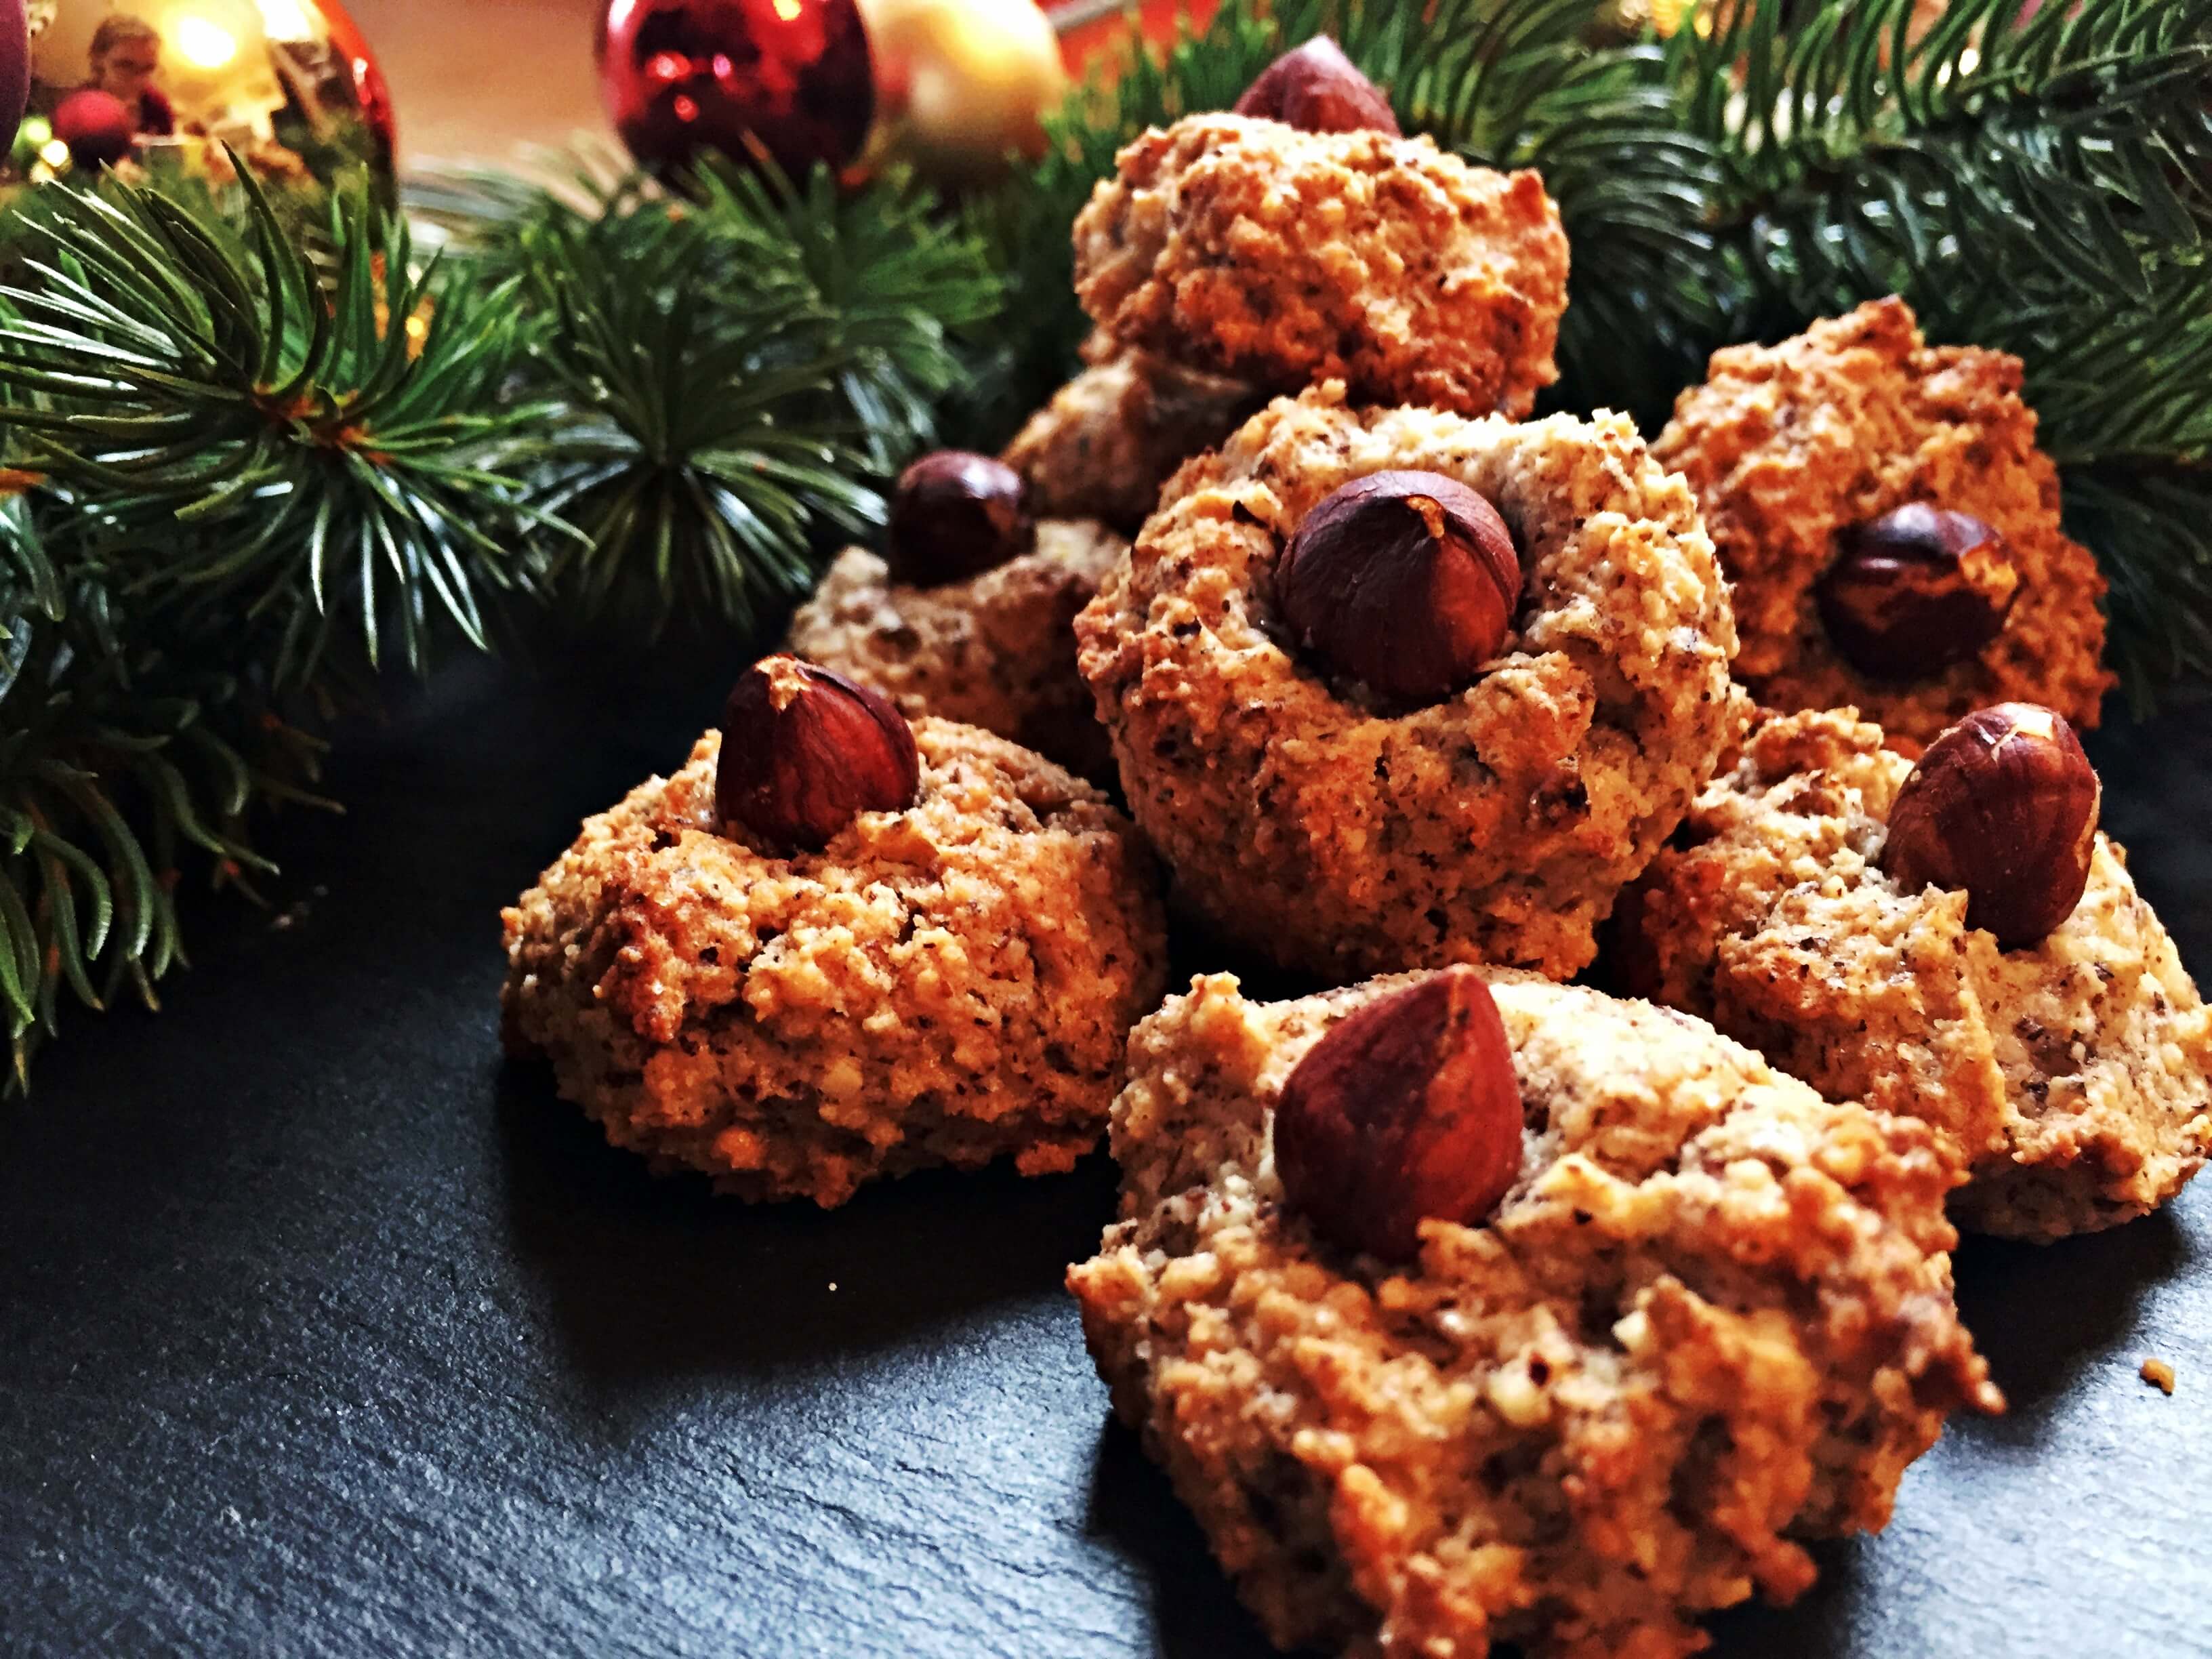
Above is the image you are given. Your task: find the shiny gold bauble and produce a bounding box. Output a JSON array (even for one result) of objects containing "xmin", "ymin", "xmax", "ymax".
[{"xmin": 857, "ymin": 0, "xmax": 1065, "ymax": 184}]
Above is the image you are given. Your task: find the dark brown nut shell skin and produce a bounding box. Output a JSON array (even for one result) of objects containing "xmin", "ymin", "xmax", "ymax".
[
  {"xmin": 1273, "ymin": 966, "xmax": 1524, "ymax": 1264},
  {"xmin": 1881, "ymin": 701, "xmax": 2100, "ymax": 949},
  {"xmin": 1231, "ymin": 35, "xmax": 1401, "ymax": 136},
  {"xmin": 1816, "ymin": 504, "xmax": 2020, "ymax": 681},
  {"xmin": 887, "ymin": 451, "xmax": 1036, "ymax": 586},
  {"xmin": 716, "ymin": 656, "xmax": 920, "ymax": 851},
  {"xmin": 1275, "ymin": 469, "xmax": 1522, "ymax": 705}
]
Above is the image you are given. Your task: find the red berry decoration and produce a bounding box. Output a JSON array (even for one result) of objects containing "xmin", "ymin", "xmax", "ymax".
[
  {"xmin": 0, "ymin": 0, "xmax": 27, "ymax": 156},
  {"xmin": 600, "ymin": 0, "xmax": 876, "ymax": 181},
  {"xmin": 53, "ymin": 89, "xmax": 136, "ymax": 171}
]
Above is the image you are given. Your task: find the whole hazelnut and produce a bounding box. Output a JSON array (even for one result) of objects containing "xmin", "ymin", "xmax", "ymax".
[
  {"xmin": 716, "ymin": 656, "xmax": 920, "ymax": 851},
  {"xmin": 1273, "ymin": 966, "xmax": 1523, "ymax": 1264},
  {"xmin": 1276, "ymin": 470, "xmax": 1522, "ymax": 705},
  {"xmin": 1233, "ymin": 35, "xmax": 1401, "ymax": 136},
  {"xmin": 887, "ymin": 451, "xmax": 1034, "ymax": 586},
  {"xmin": 1816, "ymin": 504, "xmax": 2020, "ymax": 680},
  {"xmin": 1881, "ymin": 702, "xmax": 2100, "ymax": 949}
]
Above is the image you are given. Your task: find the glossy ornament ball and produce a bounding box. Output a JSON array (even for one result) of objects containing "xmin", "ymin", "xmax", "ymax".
[
  {"xmin": 600, "ymin": 0, "xmax": 876, "ymax": 181},
  {"xmin": 857, "ymin": 0, "xmax": 1063, "ymax": 183},
  {"xmin": 6, "ymin": 0, "xmax": 394, "ymax": 196},
  {"xmin": 0, "ymin": 0, "xmax": 28, "ymax": 155}
]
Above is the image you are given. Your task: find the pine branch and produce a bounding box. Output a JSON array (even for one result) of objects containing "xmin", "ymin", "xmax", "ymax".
[{"xmin": 0, "ymin": 163, "xmax": 550, "ymax": 689}]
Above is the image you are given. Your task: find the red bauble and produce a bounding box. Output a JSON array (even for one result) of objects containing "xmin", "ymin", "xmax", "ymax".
[
  {"xmin": 53, "ymin": 89, "xmax": 135, "ymax": 170},
  {"xmin": 0, "ymin": 0, "xmax": 26, "ymax": 155},
  {"xmin": 600, "ymin": 0, "xmax": 876, "ymax": 181}
]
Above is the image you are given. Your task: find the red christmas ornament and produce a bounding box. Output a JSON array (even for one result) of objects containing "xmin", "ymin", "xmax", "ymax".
[
  {"xmin": 600, "ymin": 0, "xmax": 876, "ymax": 181},
  {"xmin": 0, "ymin": 0, "xmax": 27, "ymax": 154},
  {"xmin": 53, "ymin": 88, "xmax": 134, "ymax": 170}
]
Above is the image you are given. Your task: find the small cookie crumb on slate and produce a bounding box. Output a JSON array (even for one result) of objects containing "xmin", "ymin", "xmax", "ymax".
[
  {"xmin": 501, "ymin": 720, "xmax": 1166, "ymax": 1206},
  {"xmin": 785, "ymin": 519, "xmax": 1126, "ymax": 783},
  {"xmin": 1612, "ymin": 707, "xmax": 2212, "ymax": 1239},
  {"xmin": 1001, "ymin": 342, "xmax": 1264, "ymax": 535},
  {"xmin": 1654, "ymin": 297, "xmax": 2113, "ymax": 747},
  {"xmin": 1075, "ymin": 385, "xmax": 1746, "ymax": 981},
  {"xmin": 1073, "ymin": 114, "xmax": 1569, "ymax": 417},
  {"xmin": 1069, "ymin": 970, "xmax": 1999, "ymax": 1659},
  {"xmin": 2142, "ymin": 1357, "xmax": 2176, "ymax": 1395}
]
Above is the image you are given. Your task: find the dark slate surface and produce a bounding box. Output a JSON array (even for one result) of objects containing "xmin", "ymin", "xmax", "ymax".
[{"xmin": 1, "ymin": 648, "xmax": 2207, "ymax": 1659}]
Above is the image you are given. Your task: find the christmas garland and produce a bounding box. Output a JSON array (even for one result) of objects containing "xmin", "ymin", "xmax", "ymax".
[{"xmin": 0, "ymin": 0, "xmax": 2206, "ymax": 1086}]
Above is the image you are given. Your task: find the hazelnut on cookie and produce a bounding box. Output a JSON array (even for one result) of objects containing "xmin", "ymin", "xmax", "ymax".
[
  {"xmin": 1612, "ymin": 703, "xmax": 2211, "ymax": 1239},
  {"xmin": 501, "ymin": 657, "xmax": 1166, "ymax": 1206},
  {"xmin": 1000, "ymin": 339, "xmax": 1264, "ymax": 535},
  {"xmin": 1069, "ymin": 968, "xmax": 1999, "ymax": 1659},
  {"xmin": 785, "ymin": 451, "xmax": 1127, "ymax": 781},
  {"xmin": 1653, "ymin": 297, "xmax": 2113, "ymax": 745},
  {"xmin": 1071, "ymin": 44, "xmax": 1569, "ymax": 417},
  {"xmin": 1073, "ymin": 384, "xmax": 1744, "ymax": 981}
]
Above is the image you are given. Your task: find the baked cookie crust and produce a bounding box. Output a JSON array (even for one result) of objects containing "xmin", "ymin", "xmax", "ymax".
[
  {"xmin": 1069, "ymin": 970, "xmax": 1998, "ymax": 1659},
  {"xmin": 1612, "ymin": 707, "xmax": 2211, "ymax": 1239},
  {"xmin": 1653, "ymin": 298, "xmax": 2113, "ymax": 745},
  {"xmin": 1000, "ymin": 341, "xmax": 1263, "ymax": 535},
  {"xmin": 784, "ymin": 518, "xmax": 1126, "ymax": 782},
  {"xmin": 501, "ymin": 720, "xmax": 1166, "ymax": 1206},
  {"xmin": 1073, "ymin": 385, "xmax": 1744, "ymax": 981},
  {"xmin": 1072, "ymin": 115, "xmax": 1569, "ymax": 418}
]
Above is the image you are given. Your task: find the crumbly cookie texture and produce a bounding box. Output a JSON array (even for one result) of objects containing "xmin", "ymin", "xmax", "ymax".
[
  {"xmin": 1001, "ymin": 340, "xmax": 1264, "ymax": 535},
  {"xmin": 1073, "ymin": 115, "xmax": 1569, "ymax": 418},
  {"xmin": 1074, "ymin": 385, "xmax": 1745, "ymax": 981},
  {"xmin": 1612, "ymin": 708, "xmax": 2211, "ymax": 1240},
  {"xmin": 784, "ymin": 519, "xmax": 1126, "ymax": 782},
  {"xmin": 1653, "ymin": 297, "xmax": 2113, "ymax": 746},
  {"xmin": 1069, "ymin": 971, "xmax": 1999, "ymax": 1659},
  {"xmin": 501, "ymin": 720, "xmax": 1166, "ymax": 1206}
]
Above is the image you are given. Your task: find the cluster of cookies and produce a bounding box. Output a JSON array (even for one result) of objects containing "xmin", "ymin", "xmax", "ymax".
[{"xmin": 500, "ymin": 34, "xmax": 2208, "ymax": 1659}]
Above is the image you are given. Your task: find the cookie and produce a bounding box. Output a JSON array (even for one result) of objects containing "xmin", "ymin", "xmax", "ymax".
[
  {"xmin": 1073, "ymin": 384, "xmax": 1745, "ymax": 981},
  {"xmin": 1612, "ymin": 707, "xmax": 2211, "ymax": 1239},
  {"xmin": 784, "ymin": 518, "xmax": 1126, "ymax": 782},
  {"xmin": 1652, "ymin": 297, "xmax": 2113, "ymax": 746},
  {"xmin": 501, "ymin": 719, "xmax": 1166, "ymax": 1206},
  {"xmin": 1069, "ymin": 970, "xmax": 1999, "ymax": 1659},
  {"xmin": 1072, "ymin": 115, "xmax": 1569, "ymax": 417},
  {"xmin": 1000, "ymin": 341, "xmax": 1263, "ymax": 535}
]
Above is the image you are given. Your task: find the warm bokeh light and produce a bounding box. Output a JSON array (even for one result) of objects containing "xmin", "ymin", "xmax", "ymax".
[{"xmin": 174, "ymin": 16, "xmax": 242, "ymax": 69}]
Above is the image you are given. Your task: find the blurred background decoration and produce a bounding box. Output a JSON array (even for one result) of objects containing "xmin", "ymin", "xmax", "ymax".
[{"xmin": 3, "ymin": 0, "xmax": 391, "ymax": 199}]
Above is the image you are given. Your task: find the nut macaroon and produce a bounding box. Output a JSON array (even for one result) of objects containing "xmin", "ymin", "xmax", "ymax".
[
  {"xmin": 1071, "ymin": 110, "xmax": 1569, "ymax": 418},
  {"xmin": 1612, "ymin": 704, "xmax": 2211, "ymax": 1239},
  {"xmin": 1074, "ymin": 384, "xmax": 1744, "ymax": 981},
  {"xmin": 1001, "ymin": 339, "xmax": 1264, "ymax": 535},
  {"xmin": 1653, "ymin": 296, "xmax": 2113, "ymax": 746},
  {"xmin": 1069, "ymin": 968, "xmax": 1999, "ymax": 1659},
  {"xmin": 786, "ymin": 451, "xmax": 1128, "ymax": 781},
  {"xmin": 501, "ymin": 657, "xmax": 1166, "ymax": 1206}
]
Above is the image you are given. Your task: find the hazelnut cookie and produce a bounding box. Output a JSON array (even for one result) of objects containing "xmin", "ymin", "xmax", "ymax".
[
  {"xmin": 1069, "ymin": 970, "xmax": 1998, "ymax": 1659},
  {"xmin": 501, "ymin": 709, "xmax": 1165, "ymax": 1206},
  {"xmin": 1073, "ymin": 385, "xmax": 1744, "ymax": 981},
  {"xmin": 1653, "ymin": 297, "xmax": 2113, "ymax": 746},
  {"xmin": 785, "ymin": 518, "xmax": 1126, "ymax": 782},
  {"xmin": 1612, "ymin": 705, "xmax": 2211, "ymax": 1239},
  {"xmin": 1071, "ymin": 114, "xmax": 1569, "ymax": 418},
  {"xmin": 1000, "ymin": 340, "xmax": 1264, "ymax": 535}
]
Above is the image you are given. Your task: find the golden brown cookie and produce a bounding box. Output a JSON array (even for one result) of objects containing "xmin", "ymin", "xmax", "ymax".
[
  {"xmin": 1000, "ymin": 342, "xmax": 1263, "ymax": 535},
  {"xmin": 1612, "ymin": 707, "xmax": 2211, "ymax": 1238},
  {"xmin": 1069, "ymin": 970, "xmax": 1999, "ymax": 1659},
  {"xmin": 1652, "ymin": 298, "xmax": 2113, "ymax": 746},
  {"xmin": 1072, "ymin": 114, "xmax": 1569, "ymax": 417},
  {"xmin": 784, "ymin": 518, "xmax": 1126, "ymax": 782},
  {"xmin": 1073, "ymin": 385, "xmax": 1745, "ymax": 981},
  {"xmin": 501, "ymin": 720, "xmax": 1166, "ymax": 1206}
]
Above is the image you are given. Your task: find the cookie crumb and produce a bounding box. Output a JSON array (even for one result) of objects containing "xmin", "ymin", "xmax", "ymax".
[{"xmin": 2141, "ymin": 1357, "xmax": 2176, "ymax": 1395}]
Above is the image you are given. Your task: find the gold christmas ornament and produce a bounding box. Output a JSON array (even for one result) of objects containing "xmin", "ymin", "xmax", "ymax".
[{"xmin": 856, "ymin": 0, "xmax": 1065, "ymax": 184}]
